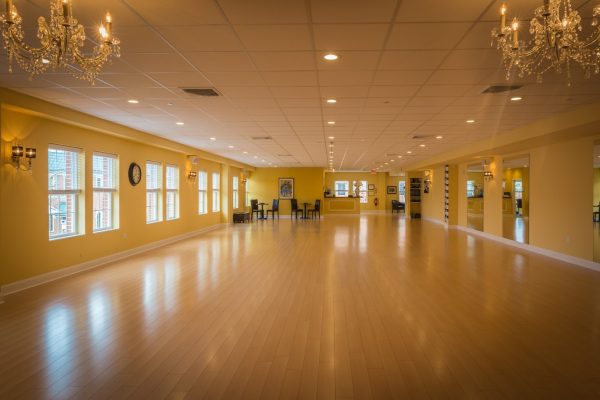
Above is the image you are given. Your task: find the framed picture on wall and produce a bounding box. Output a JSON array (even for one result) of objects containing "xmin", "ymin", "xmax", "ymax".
[
  {"xmin": 368, "ymin": 184, "xmax": 375, "ymax": 190},
  {"xmin": 387, "ymin": 186, "xmax": 397, "ymax": 194},
  {"xmin": 278, "ymin": 178, "xmax": 294, "ymax": 199}
]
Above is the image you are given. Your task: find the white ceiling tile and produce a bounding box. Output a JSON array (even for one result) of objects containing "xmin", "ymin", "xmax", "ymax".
[
  {"xmin": 250, "ymin": 52, "xmax": 316, "ymax": 71},
  {"xmin": 219, "ymin": 0, "xmax": 308, "ymax": 24},
  {"xmin": 316, "ymin": 51, "xmax": 380, "ymax": 70},
  {"xmin": 320, "ymin": 86, "xmax": 371, "ymax": 98},
  {"xmin": 368, "ymin": 85, "xmax": 421, "ymax": 97},
  {"xmin": 270, "ymin": 86, "xmax": 320, "ymax": 98},
  {"xmin": 428, "ymin": 69, "xmax": 495, "ymax": 85},
  {"xmin": 372, "ymin": 70, "xmax": 432, "ymax": 85},
  {"xmin": 124, "ymin": 0, "xmax": 227, "ymax": 26},
  {"xmin": 313, "ymin": 24, "xmax": 389, "ymax": 51},
  {"xmin": 158, "ymin": 26, "xmax": 244, "ymax": 52},
  {"xmin": 147, "ymin": 72, "xmax": 212, "ymax": 88},
  {"xmin": 396, "ymin": 0, "xmax": 489, "ymax": 22},
  {"xmin": 122, "ymin": 54, "xmax": 195, "ymax": 73},
  {"xmin": 261, "ymin": 71, "xmax": 318, "ymax": 86},
  {"xmin": 310, "ymin": 0, "xmax": 397, "ymax": 23},
  {"xmin": 203, "ymin": 71, "xmax": 265, "ymax": 86},
  {"xmin": 440, "ymin": 49, "xmax": 502, "ymax": 70},
  {"xmin": 185, "ymin": 52, "xmax": 256, "ymax": 72},
  {"xmin": 387, "ymin": 23, "xmax": 472, "ymax": 49},
  {"xmin": 235, "ymin": 25, "xmax": 312, "ymax": 51},
  {"xmin": 319, "ymin": 71, "xmax": 374, "ymax": 86},
  {"xmin": 379, "ymin": 50, "xmax": 449, "ymax": 70}
]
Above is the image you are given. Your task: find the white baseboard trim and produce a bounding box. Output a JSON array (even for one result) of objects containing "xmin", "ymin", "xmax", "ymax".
[
  {"xmin": 449, "ymin": 224, "xmax": 600, "ymax": 273},
  {"xmin": 422, "ymin": 217, "xmax": 447, "ymax": 227},
  {"xmin": 0, "ymin": 223, "xmax": 226, "ymax": 299}
]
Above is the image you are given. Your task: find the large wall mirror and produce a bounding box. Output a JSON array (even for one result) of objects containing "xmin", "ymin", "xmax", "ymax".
[
  {"xmin": 466, "ymin": 164, "xmax": 484, "ymax": 232},
  {"xmin": 502, "ymin": 155, "xmax": 530, "ymax": 244}
]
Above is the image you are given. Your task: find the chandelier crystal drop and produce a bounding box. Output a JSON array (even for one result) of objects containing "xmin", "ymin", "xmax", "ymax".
[
  {"xmin": 491, "ymin": 0, "xmax": 600, "ymax": 84},
  {"xmin": 0, "ymin": 0, "xmax": 120, "ymax": 84}
]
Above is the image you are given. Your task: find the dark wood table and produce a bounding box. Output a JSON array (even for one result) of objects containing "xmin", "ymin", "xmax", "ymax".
[
  {"xmin": 301, "ymin": 202, "xmax": 311, "ymax": 219},
  {"xmin": 258, "ymin": 202, "xmax": 268, "ymax": 220}
]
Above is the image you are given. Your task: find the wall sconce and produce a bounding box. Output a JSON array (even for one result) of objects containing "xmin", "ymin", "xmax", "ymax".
[
  {"xmin": 483, "ymin": 170, "xmax": 494, "ymax": 180},
  {"xmin": 241, "ymin": 173, "xmax": 247, "ymax": 184},
  {"xmin": 187, "ymin": 170, "xmax": 197, "ymax": 181},
  {"xmin": 12, "ymin": 145, "xmax": 36, "ymax": 170}
]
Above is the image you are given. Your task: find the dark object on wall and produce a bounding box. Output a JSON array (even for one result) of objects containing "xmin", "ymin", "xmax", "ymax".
[
  {"xmin": 387, "ymin": 186, "xmax": 397, "ymax": 194},
  {"xmin": 128, "ymin": 162, "xmax": 142, "ymax": 186}
]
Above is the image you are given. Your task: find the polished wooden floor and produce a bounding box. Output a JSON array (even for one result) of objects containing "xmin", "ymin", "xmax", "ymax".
[{"xmin": 1, "ymin": 215, "xmax": 600, "ymax": 399}]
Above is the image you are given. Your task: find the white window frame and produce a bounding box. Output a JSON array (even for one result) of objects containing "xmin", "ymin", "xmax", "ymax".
[
  {"xmin": 232, "ymin": 176, "xmax": 239, "ymax": 210},
  {"xmin": 212, "ymin": 172, "xmax": 221, "ymax": 212},
  {"xmin": 92, "ymin": 152, "xmax": 118, "ymax": 233},
  {"xmin": 48, "ymin": 145, "xmax": 84, "ymax": 240},
  {"xmin": 334, "ymin": 180, "xmax": 349, "ymax": 197},
  {"xmin": 198, "ymin": 170, "xmax": 208, "ymax": 215},
  {"xmin": 165, "ymin": 164, "xmax": 179, "ymax": 221},
  {"xmin": 146, "ymin": 161, "xmax": 163, "ymax": 224}
]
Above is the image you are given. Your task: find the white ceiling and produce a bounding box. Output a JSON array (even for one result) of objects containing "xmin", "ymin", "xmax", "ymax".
[{"xmin": 2, "ymin": 0, "xmax": 600, "ymax": 170}]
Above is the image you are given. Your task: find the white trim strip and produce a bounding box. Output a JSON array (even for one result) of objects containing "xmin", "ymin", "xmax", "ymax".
[
  {"xmin": 0, "ymin": 224, "xmax": 226, "ymax": 299},
  {"xmin": 449, "ymin": 224, "xmax": 600, "ymax": 273}
]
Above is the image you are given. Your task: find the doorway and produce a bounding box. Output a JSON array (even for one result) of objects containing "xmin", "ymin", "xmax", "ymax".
[
  {"xmin": 466, "ymin": 164, "xmax": 484, "ymax": 231},
  {"xmin": 502, "ymin": 155, "xmax": 530, "ymax": 244}
]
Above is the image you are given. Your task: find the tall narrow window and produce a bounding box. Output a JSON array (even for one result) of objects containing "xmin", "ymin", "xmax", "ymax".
[
  {"xmin": 212, "ymin": 172, "xmax": 220, "ymax": 212},
  {"xmin": 334, "ymin": 180, "xmax": 349, "ymax": 197},
  {"xmin": 232, "ymin": 176, "xmax": 239, "ymax": 209},
  {"xmin": 146, "ymin": 161, "xmax": 162, "ymax": 223},
  {"xmin": 48, "ymin": 146, "xmax": 84, "ymax": 239},
  {"xmin": 92, "ymin": 152, "xmax": 118, "ymax": 232},
  {"xmin": 166, "ymin": 165, "xmax": 179, "ymax": 220},
  {"xmin": 198, "ymin": 171, "xmax": 207, "ymax": 214},
  {"xmin": 246, "ymin": 180, "xmax": 250, "ymax": 207},
  {"xmin": 399, "ymin": 180, "xmax": 406, "ymax": 203},
  {"xmin": 467, "ymin": 180, "xmax": 475, "ymax": 198},
  {"xmin": 353, "ymin": 180, "xmax": 368, "ymax": 203}
]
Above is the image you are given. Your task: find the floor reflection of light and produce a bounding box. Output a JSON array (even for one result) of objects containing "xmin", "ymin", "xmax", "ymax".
[
  {"xmin": 359, "ymin": 217, "xmax": 368, "ymax": 253},
  {"xmin": 514, "ymin": 217, "xmax": 525, "ymax": 244},
  {"xmin": 334, "ymin": 227, "xmax": 349, "ymax": 250},
  {"xmin": 164, "ymin": 256, "xmax": 180, "ymax": 312},
  {"xmin": 513, "ymin": 253, "xmax": 525, "ymax": 281},
  {"xmin": 44, "ymin": 304, "xmax": 75, "ymax": 396},
  {"xmin": 143, "ymin": 267, "xmax": 158, "ymax": 333},
  {"xmin": 197, "ymin": 243, "xmax": 209, "ymax": 294},
  {"xmin": 210, "ymin": 240, "xmax": 220, "ymax": 286},
  {"xmin": 467, "ymin": 235, "xmax": 475, "ymax": 259},
  {"xmin": 88, "ymin": 287, "xmax": 111, "ymax": 353}
]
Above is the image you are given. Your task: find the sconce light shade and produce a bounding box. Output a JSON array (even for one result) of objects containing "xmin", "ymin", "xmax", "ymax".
[
  {"xmin": 25, "ymin": 147, "xmax": 37, "ymax": 159},
  {"xmin": 187, "ymin": 171, "xmax": 197, "ymax": 180},
  {"xmin": 12, "ymin": 145, "xmax": 24, "ymax": 160},
  {"xmin": 483, "ymin": 170, "xmax": 494, "ymax": 180}
]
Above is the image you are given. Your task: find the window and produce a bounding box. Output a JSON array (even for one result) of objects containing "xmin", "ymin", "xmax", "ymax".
[
  {"xmin": 198, "ymin": 171, "xmax": 208, "ymax": 214},
  {"xmin": 399, "ymin": 180, "xmax": 406, "ymax": 203},
  {"xmin": 48, "ymin": 146, "xmax": 83, "ymax": 239},
  {"xmin": 212, "ymin": 172, "xmax": 220, "ymax": 212},
  {"xmin": 232, "ymin": 176, "xmax": 239, "ymax": 209},
  {"xmin": 334, "ymin": 180, "xmax": 349, "ymax": 197},
  {"xmin": 352, "ymin": 180, "xmax": 368, "ymax": 203},
  {"xmin": 246, "ymin": 180, "xmax": 250, "ymax": 207},
  {"xmin": 92, "ymin": 153, "xmax": 118, "ymax": 232},
  {"xmin": 467, "ymin": 180, "xmax": 475, "ymax": 198},
  {"xmin": 166, "ymin": 165, "xmax": 179, "ymax": 220},
  {"xmin": 146, "ymin": 162, "xmax": 162, "ymax": 223}
]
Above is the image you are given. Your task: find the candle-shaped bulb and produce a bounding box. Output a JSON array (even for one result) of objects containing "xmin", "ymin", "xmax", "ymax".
[
  {"xmin": 500, "ymin": 3, "xmax": 507, "ymax": 31},
  {"xmin": 62, "ymin": 0, "xmax": 70, "ymax": 18},
  {"xmin": 511, "ymin": 18, "xmax": 519, "ymax": 49},
  {"xmin": 104, "ymin": 11, "xmax": 112, "ymax": 37},
  {"xmin": 105, "ymin": 12, "xmax": 112, "ymax": 23},
  {"xmin": 99, "ymin": 24, "xmax": 108, "ymax": 40},
  {"xmin": 562, "ymin": 18, "xmax": 568, "ymax": 28}
]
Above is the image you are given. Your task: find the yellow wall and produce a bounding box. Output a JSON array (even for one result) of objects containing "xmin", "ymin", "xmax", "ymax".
[
  {"xmin": 593, "ymin": 168, "xmax": 600, "ymax": 206},
  {"xmin": 502, "ymin": 167, "xmax": 530, "ymax": 216},
  {"xmin": 421, "ymin": 166, "xmax": 445, "ymax": 222},
  {"xmin": 248, "ymin": 167, "xmax": 324, "ymax": 215},
  {"xmin": 0, "ymin": 90, "xmax": 250, "ymax": 287}
]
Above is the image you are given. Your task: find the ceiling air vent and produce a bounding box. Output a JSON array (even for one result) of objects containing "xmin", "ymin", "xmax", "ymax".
[
  {"xmin": 251, "ymin": 136, "xmax": 272, "ymax": 140},
  {"xmin": 181, "ymin": 87, "xmax": 221, "ymax": 96},
  {"xmin": 411, "ymin": 134, "xmax": 433, "ymax": 139},
  {"xmin": 481, "ymin": 85, "xmax": 523, "ymax": 94}
]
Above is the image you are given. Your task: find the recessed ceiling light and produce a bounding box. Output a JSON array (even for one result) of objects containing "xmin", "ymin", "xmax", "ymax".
[
  {"xmin": 228, "ymin": 145, "xmax": 234, "ymax": 149},
  {"xmin": 243, "ymin": 151, "xmax": 248, "ymax": 154},
  {"xmin": 510, "ymin": 96, "xmax": 523, "ymax": 101},
  {"xmin": 261, "ymin": 159, "xmax": 266, "ymax": 162},
  {"xmin": 397, "ymin": 155, "xmax": 403, "ymax": 158},
  {"xmin": 209, "ymin": 137, "xmax": 216, "ymax": 141},
  {"xmin": 327, "ymin": 121, "xmax": 335, "ymax": 125},
  {"xmin": 419, "ymin": 144, "xmax": 426, "ymax": 148},
  {"xmin": 435, "ymin": 135, "xmax": 443, "ymax": 139},
  {"xmin": 176, "ymin": 121, "xmax": 184, "ymax": 125},
  {"xmin": 253, "ymin": 155, "xmax": 258, "ymax": 159},
  {"xmin": 326, "ymin": 99, "xmax": 337, "ymax": 104},
  {"xmin": 323, "ymin": 53, "xmax": 338, "ymax": 61},
  {"xmin": 407, "ymin": 151, "xmax": 412, "ymax": 154},
  {"xmin": 127, "ymin": 99, "xmax": 139, "ymax": 104},
  {"xmin": 390, "ymin": 159, "xmax": 395, "ymax": 162},
  {"xmin": 466, "ymin": 119, "xmax": 475, "ymax": 124},
  {"xmin": 167, "ymin": 103, "xmax": 173, "ymax": 106},
  {"xmin": 268, "ymin": 163, "xmax": 272, "ymax": 165},
  {"xmin": 328, "ymin": 136, "xmax": 335, "ymax": 139}
]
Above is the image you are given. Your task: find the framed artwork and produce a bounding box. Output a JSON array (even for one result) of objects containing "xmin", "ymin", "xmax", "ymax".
[
  {"xmin": 278, "ymin": 178, "xmax": 294, "ymax": 199},
  {"xmin": 368, "ymin": 184, "xmax": 375, "ymax": 190},
  {"xmin": 387, "ymin": 186, "xmax": 397, "ymax": 194}
]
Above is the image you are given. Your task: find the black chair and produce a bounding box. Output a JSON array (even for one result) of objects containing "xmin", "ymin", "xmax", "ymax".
[
  {"xmin": 515, "ymin": 199, "xmax": 523, "ymax": 216},
  {"xmin": 290, "ymin": 199, "xmax": 304, "ymax": 219},
  {"xmin": 307, "ymin": 199, "xmax": 321, "ymax": 220},
  {"xmin": 266, "ymin": 199, "xmax": 279, "ymax": 219},
  {"xmin": 250, "ymin": 199, "xmax": 260, "ymax": 221},
  {"xmin": 392, "ymin": 200, "xmax": 405, "ymax": 213}
]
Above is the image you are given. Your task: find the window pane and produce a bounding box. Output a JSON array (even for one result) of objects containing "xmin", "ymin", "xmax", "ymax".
[
  {"xmin": 49, "ymin": 194, "xmax": 77, "ymax": 237},
  {"xmin": 93, "ymin": 191, "xmax": 113, "ymax": 230},
  {"xmin": 199, "ymin": 171, "xmax": 207, "ymax": 190},
  {"xmin": 166, "ymin": 191, "xmax": 176, "ymax": 219},
  {"xmin": 212, "ymin": 172, "xmax": 220, "ymax": 212},
  {"xmin": 199, "ymin": 171, "xmax": 208, "ymax": 214},
  {"xmin": 212, "ymin": 172, "xmax": 220, "ymax": 190},
  {"xmin": 146, "ymin": 192, "xmax": 159, "ymax": 222},
  {"xmin": 146, "ymin": 162, "xmax": 161, "ymax": 190},
  {"xmin": 166, "ymin": 165, "xmax": 178, "ymax": 190},
  {"xmin": 335, "ymin": 180, "xmax": 349, "ymax": 197},
  {"xmin": 92, "ymin": 154, "xmax": 115, "ymax": 189},
  {"xmin": 49, "ymin": 148, "xmax": 80, "ymax": 191}
]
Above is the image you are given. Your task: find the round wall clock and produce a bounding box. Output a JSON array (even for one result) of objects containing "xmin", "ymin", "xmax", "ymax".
[{"xmin": 128, "ymin": 162, "xmax": 142, "ymax": 186}]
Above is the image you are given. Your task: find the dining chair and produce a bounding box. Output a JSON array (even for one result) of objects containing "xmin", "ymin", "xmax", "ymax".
[
  {"xmin": 307, "ymin": 199, "xmax": 321, "ymax": 220},
  {"xmin": 250, "ymin": 199, "xmax": 260, "ymax": 221},
  {"xmin": 266, "ymin": 199, "xmax": 280, "ymax": 219},
  {"xmin": 290, "ymin": 199, "xmax": 303, "ymax": 219}
]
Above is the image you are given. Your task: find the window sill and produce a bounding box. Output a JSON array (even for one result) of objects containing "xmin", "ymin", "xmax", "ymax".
[
  {"xmin": 146, "ymin": 220, "xmax": 163, "ymax": 225},
  {"xmin": 49, "ymin": 232, "xmax": 84, "ymax": 241},
  {"xmin": 93, "ymin": 227, "xmax": 119, "ymax": 234}
]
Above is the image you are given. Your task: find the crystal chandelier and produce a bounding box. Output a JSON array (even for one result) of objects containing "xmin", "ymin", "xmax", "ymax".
[
  {"xmin": 0, "ymin": 0, "xmax": 120, "ymax": 83},
  {"xmin": 492, "ymin": 0, "xmax": 600, "ymax": 84}
]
